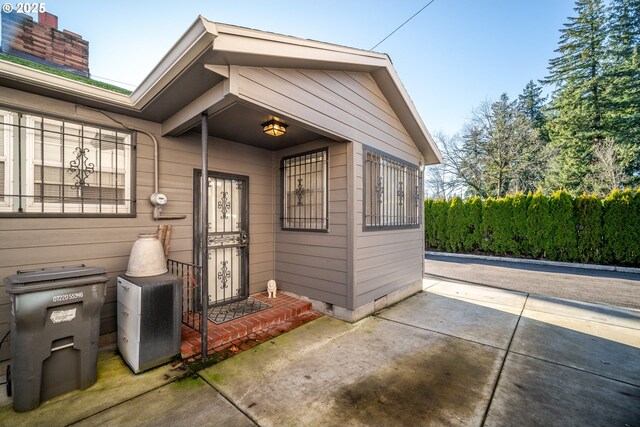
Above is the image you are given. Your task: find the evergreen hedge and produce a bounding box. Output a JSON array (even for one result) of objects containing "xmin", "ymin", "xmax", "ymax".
[{"xmin": 425, "ymin": 189, "xmax": 640, "ymax": 267}]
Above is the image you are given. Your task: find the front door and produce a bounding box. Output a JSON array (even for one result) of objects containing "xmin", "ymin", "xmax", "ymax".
[{"xmin": 195, "ymin": 171, "xmax": 249, "ymax": 307}]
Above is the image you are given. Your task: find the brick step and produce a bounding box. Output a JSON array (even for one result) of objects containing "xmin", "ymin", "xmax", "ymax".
[{"xmin": 180, "ymin": 292, "xmax": 317, "ymax": 359}]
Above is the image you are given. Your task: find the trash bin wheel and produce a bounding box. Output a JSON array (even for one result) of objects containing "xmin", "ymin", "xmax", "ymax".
[{"xmin": 6, "ymin": 365, "xmax": 11, "ymax": 397}]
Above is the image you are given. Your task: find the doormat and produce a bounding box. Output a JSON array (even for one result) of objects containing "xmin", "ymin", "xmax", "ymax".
[{"xmin": 208, "ymin": 297, "xmax": 271, "ymax": 325}]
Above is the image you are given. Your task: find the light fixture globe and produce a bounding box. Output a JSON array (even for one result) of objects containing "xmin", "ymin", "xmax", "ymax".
[{"xmin": 262, "ymin": 119, "xmax": 288, "ymax": 137}]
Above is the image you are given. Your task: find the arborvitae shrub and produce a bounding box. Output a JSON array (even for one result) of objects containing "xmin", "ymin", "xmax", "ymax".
[
  {"xmin": 424, "ymin": 199, "xmax": 434, "ymax": 248},
  {"xmin": 463, "ymin": 197, "xmax": 483, "ymax": 251},
  {"xmin": 526, "ymin": 191, "xmax": 551, "ymax": 258},
  {"xmin": 548, "ymin": 190, "xmax": 578, "ymax": 261},
  {"xmin": 603, "ymin": 189, "xmax": 638, "ymax": 264},
  {"xmin": 482, "ymin": 197, "xmax": 515, "ymax": 254},
  {"xmin": 575, "ymin": 194, "xmax": 603, "ymax": 263},
  {"xmin": 447, "ymin": 197, "xmax": 465, "ymax": 252},
  {"xmin": 480, "ymin": 197, "xmax": 496, "ymax": 252},
  {"xmin": 603, "ymin": 189, "xmax": 627, "ymax": 263},
  {"xmin": 432, "ymin": 199, "xmax": 449, "ymax": 250},
  {"xmin": 634, "ymin": 190, "xmax": 640, "ymax": 264},
  {"xmin": 493, "ymin": 196, "xmax": 517, "ymax": 254},
  {"xmin": 511, "ymin": 193, "xmax": 531, "ymax": 256}
]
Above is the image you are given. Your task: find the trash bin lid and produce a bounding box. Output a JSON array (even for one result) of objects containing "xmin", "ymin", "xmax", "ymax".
[{"xmin": 4, "ymin": 265, "xmax": 108, "ymax": 294}]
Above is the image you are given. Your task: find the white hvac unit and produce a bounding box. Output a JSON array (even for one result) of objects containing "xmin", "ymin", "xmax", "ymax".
[{"xmin": 117, "ymin": 274, "xmax": 181, "ymax": 373}]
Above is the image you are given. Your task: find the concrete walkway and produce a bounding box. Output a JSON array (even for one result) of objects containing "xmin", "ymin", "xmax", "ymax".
[{"xmin": 2, "ymin": 279, "xmax": 639, "ymax": 426}]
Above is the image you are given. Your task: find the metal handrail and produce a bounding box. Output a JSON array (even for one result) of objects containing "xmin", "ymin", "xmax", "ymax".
[{"xmin": 167, "ymin": 259, "xmax": 202, "ymax": 341}]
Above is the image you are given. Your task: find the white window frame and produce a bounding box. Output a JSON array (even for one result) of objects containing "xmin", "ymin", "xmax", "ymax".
[
  {"xmin": 0, "ymin": 110, "xmax": 14, "ymax": 211},
  {"xmin": 0, "ymin": 108, "xmax": 135, "ymax": 216}
]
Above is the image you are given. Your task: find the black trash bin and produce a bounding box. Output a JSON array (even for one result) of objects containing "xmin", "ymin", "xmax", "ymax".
[{"xmin": 4, "ymin": 265, "xmax": 109, "ymax": 412}]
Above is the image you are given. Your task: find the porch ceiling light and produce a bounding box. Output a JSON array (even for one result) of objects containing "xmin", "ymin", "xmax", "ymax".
[{"xmin": 262, "ymin": 119, "xmax": 288, "ymax": 137}]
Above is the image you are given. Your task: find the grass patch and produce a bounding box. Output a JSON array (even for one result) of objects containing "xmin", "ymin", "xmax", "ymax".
[{"xmin": 0, "ymin": 53, "xmax": 132, "ymax": 95}]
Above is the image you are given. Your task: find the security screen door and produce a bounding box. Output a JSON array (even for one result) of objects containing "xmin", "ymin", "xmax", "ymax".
[{"xmin": 201, "ymin": 172, "xmax": 249, "ymax": 306}]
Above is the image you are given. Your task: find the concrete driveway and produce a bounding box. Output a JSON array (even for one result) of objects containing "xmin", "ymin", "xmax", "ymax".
[
  {"xmin": 2, "ymin": 280, "xmax": 639, "ymax": 426},
  {"xmin": 425, "ymin": 253, "xmax": 640, "ymax": 310},
  {"xmin": 196, "ymin": 279, "xmax": 640, "ymax": 427}
]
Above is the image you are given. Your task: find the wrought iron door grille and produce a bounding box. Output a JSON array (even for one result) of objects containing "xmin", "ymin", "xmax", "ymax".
[
  {"xmin": 0, "ymin": 108, "xmax": 135, "ymax": 216},
  {"xmin": 363, "ymin": 147, "xmax": 422, "ymax": 230},
  {"xmin": 280, "ymin": 148, "xmax": 328, "ymax": 231},
  {"xmin": 207, "ymin": 175, "xmax": 249, "ymax": 307}
]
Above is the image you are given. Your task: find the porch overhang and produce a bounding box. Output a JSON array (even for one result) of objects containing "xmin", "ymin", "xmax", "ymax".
[
  {"xmin": 160, "ymin": 77, "xmax": 237, "ymax": 137},
  {"xmin": 158, "ymin": 63, "xmax": 347, "ymax": 149}
]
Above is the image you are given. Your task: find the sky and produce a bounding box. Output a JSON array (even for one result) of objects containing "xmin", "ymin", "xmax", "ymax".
[{"xmin": 9, "ymin": 0, "xmax": 577, "ymax": 137}]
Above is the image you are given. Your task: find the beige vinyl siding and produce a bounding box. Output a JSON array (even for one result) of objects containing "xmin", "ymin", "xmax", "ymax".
[
  {"xmin": 274, "ymin": 140, "xmax": 348, "ymax": 307},
  {"xmin": 0, "ymin": 87, "xmax": 275, "ymax": 361},
  {"xmin": 235, "ymin": 67, "xmax": 424, "ymax": 310},
  {"xmin": 354, "ymin": 141, "xmax": 424, "ymax": 309},
  {"xmin": 236, "ymin": 67, "xmax": 421, "ymax": 161}
]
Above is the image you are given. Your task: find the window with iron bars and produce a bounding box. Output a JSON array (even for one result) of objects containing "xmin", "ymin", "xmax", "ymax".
[
  {"xmin": 363, "ymin": 147, "xmax": 422, "ymax": 230},
  {"xmin": 0, "ymin": 108, "xmax": 135, "ymax": 216},
  {"xmin": 281, "ymin": 148, "xmax": 328, "ymax": 231}
]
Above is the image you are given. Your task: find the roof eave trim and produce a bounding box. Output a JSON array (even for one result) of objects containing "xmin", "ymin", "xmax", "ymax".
[
  {"xmin": 129, "ymin": 16, "xmax": 218, "ymax": 107},
  {"xmin": 0, "ymin": 60, "xmax": 134, "ymax": 108},
  {"xmin": 214, "ymin": 22, "xmax": 388, "ymax": 62},
  {"xmin": 372, "ymin": 65, "xmax": 442, "ymax": 165},
  {"xmin": 209, "ymin": 26, "xmax": 388, "ymax": 71}
]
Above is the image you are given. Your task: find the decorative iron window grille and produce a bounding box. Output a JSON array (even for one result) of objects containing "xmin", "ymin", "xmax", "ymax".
[
  {"xmin": 363, "ymin": 146, "xmax": 422, "ymax": 230},
  {"xmin": 0, "ymin": 108, "xmax": 135, "ymax": 216},
  {"xmin": 280, "ymin": 148, "xmax": 328, "ymax": 231}
]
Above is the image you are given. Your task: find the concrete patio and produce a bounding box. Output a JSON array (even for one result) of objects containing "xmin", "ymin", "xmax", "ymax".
[{"xmin": 1, "ymin": 279, "xmax": 639, "ymax": 426}]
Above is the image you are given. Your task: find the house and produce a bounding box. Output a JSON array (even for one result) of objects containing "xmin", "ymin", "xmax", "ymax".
[{"xmin": 0, "ymin": 12, "xmax": 442, "ymax": 361}]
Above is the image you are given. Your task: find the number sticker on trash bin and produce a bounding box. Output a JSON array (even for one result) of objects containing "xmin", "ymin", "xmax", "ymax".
[
  {"xmin": 50, "ymin": 308, "xmax": 77, "ymax": 323},
  {"xmin": 52, "ymin": 291, "xmax": 83, "ymax": 302}
]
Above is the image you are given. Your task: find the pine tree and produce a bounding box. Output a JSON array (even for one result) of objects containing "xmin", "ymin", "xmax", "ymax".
[
  {"xmin": 545, "ymin": 0, "xmax": 609, "ymax": 194},
  {"xmin": 606, "ymin": 0, "xmax": 640, "ymax": 185},
  {"xmin": 518, "ymin": 80, "xmax": 549, "ymax": 141}
]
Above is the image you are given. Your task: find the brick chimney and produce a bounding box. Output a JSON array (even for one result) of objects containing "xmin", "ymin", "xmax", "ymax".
[
  {"xmin": 1, "ymin": 11, "xmax": 90, "ymax": 77},
  {"xmin": 38, "ymin": 11, "xmax": 58, "ymax": 28}
]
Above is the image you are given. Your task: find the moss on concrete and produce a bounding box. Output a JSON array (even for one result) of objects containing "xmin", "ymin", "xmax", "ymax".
[
  {"xmin": 206, "ymin": 373, "xmax": 224, "ymax": 384},
  {"xmin": 0, "ymin": 349, "xmax": 187, "ymax": 426},
  {"xmin": 169, "ymin": 375, "xmax": 205, "ymax": 391}
]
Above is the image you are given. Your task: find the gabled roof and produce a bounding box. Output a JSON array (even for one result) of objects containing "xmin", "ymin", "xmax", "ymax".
[{"xmin": 0, "ymin": 16, "xmax": 441, "ymax": 164}]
